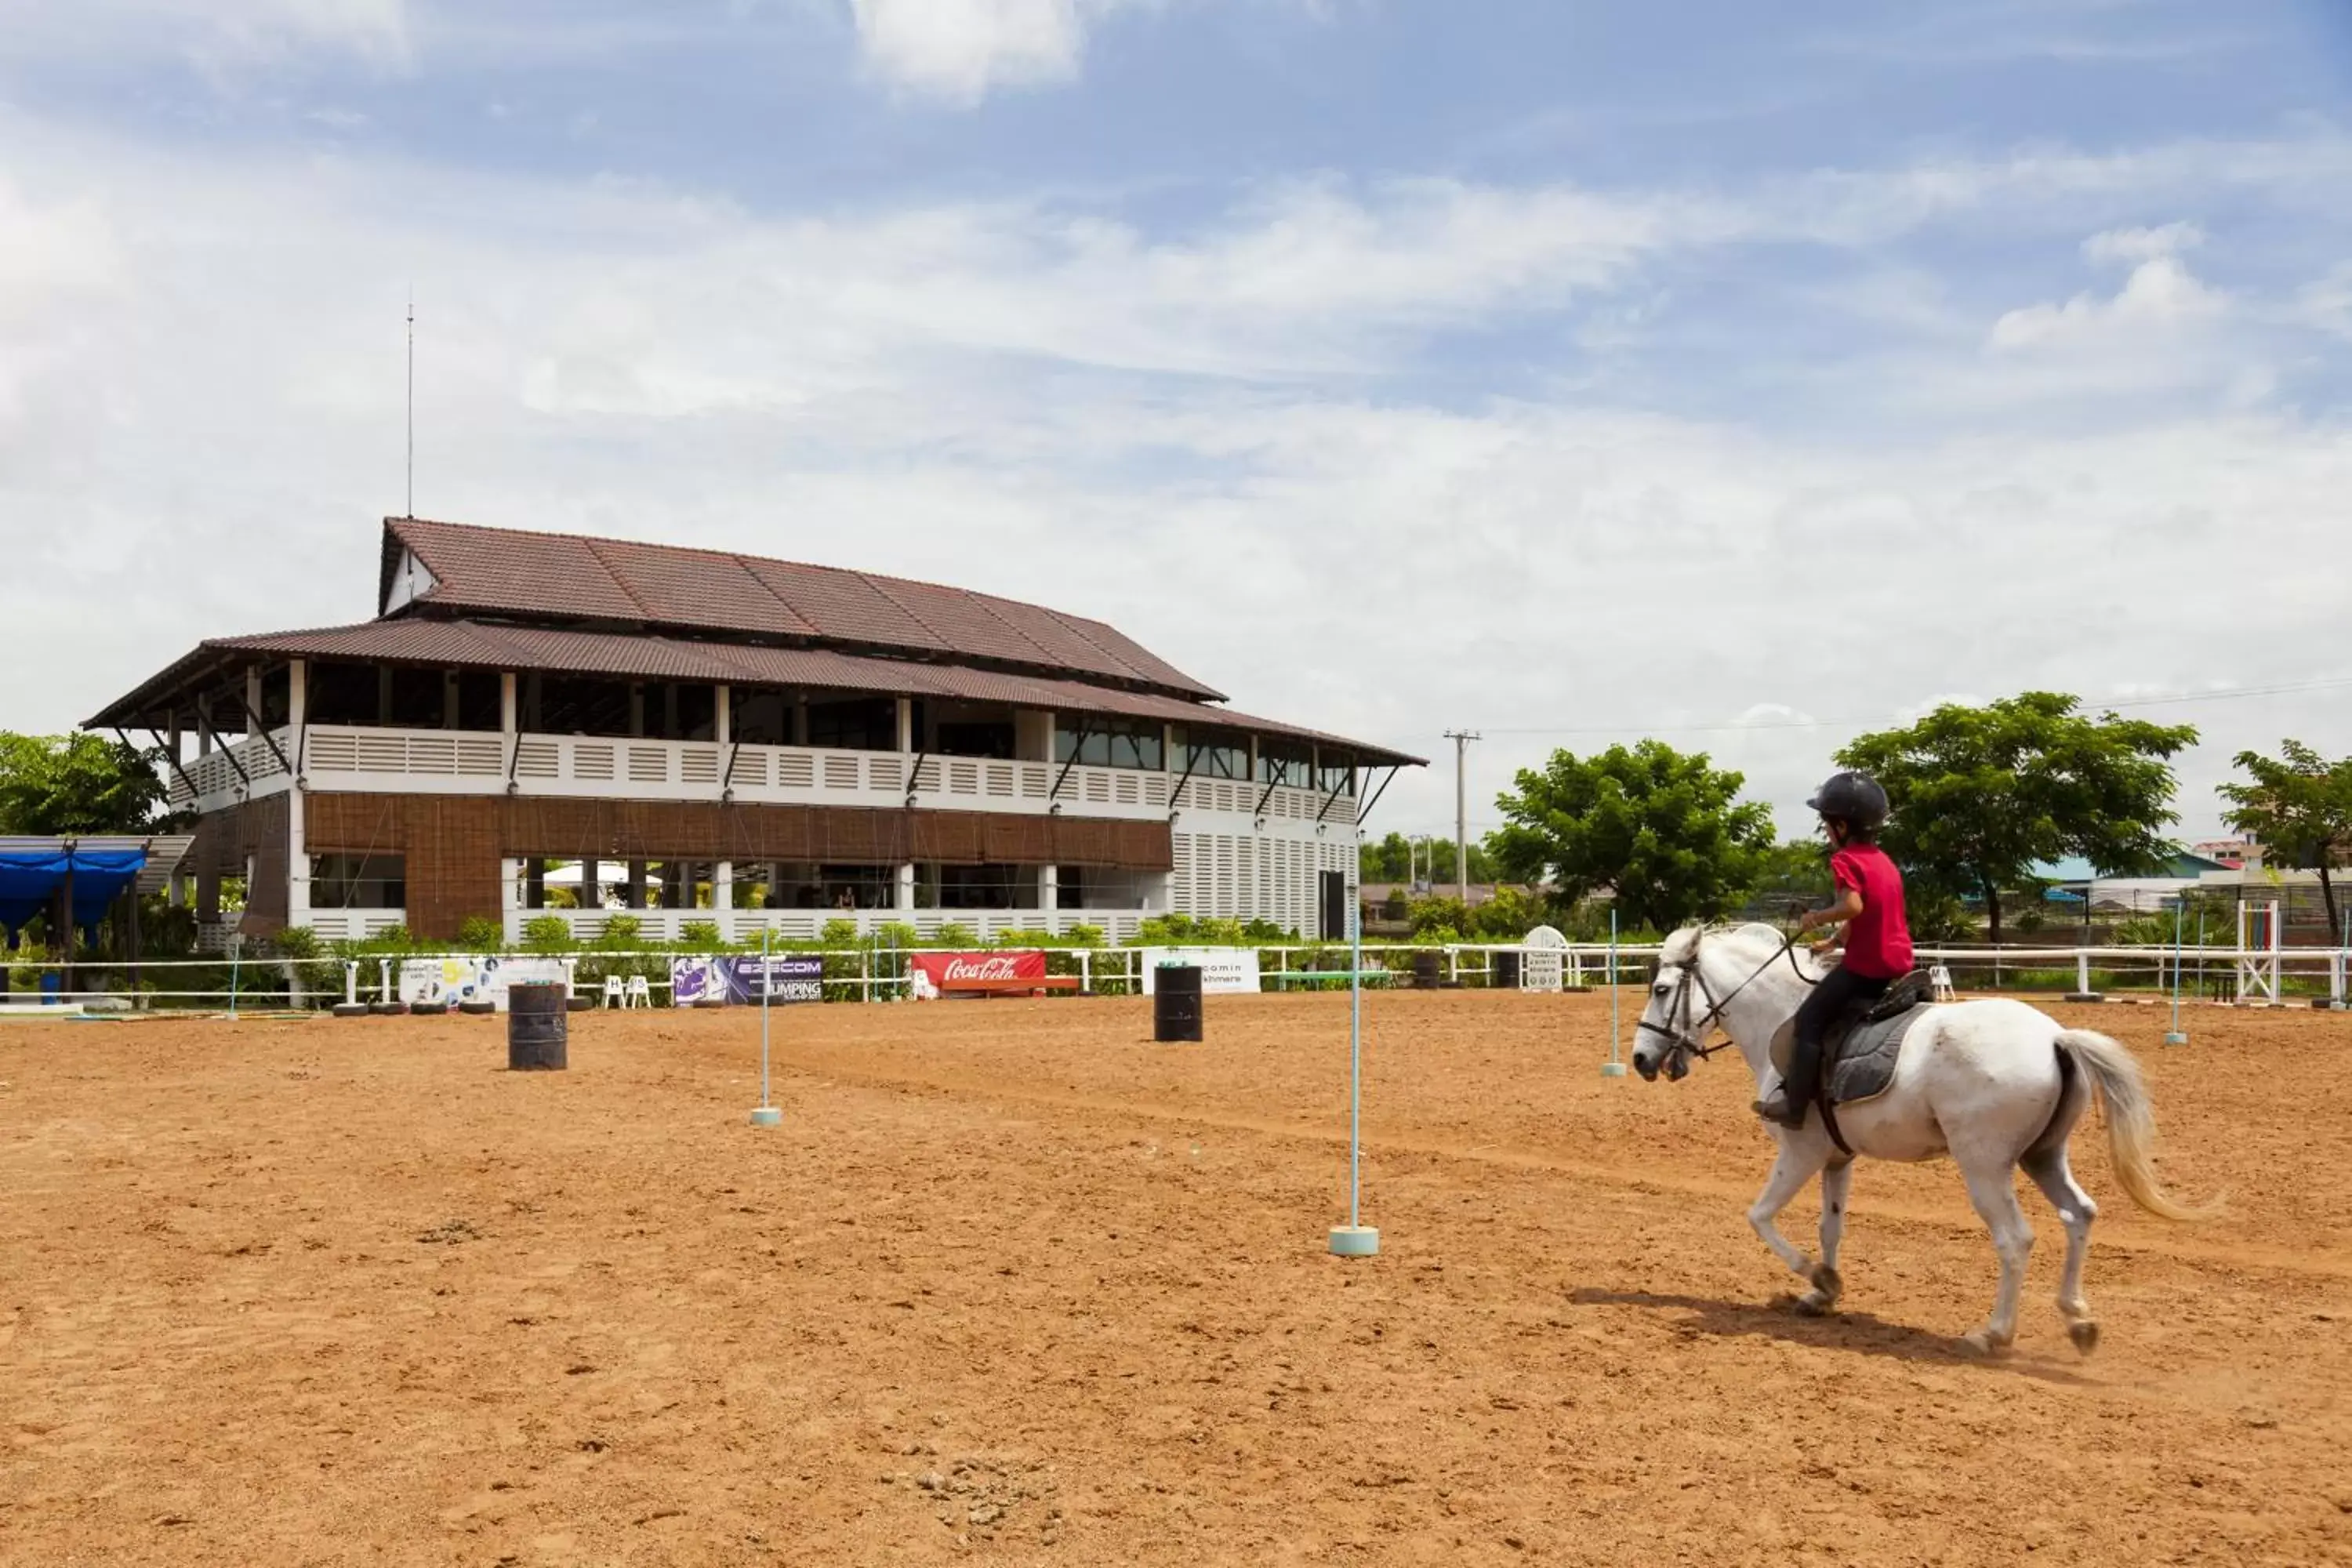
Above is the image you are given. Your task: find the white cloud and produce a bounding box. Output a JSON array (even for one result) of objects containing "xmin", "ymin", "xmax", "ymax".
[
  {"xmin": 848, "ymin": 0, "xmax": 1134, "ymax": 104},
  {"xmin": 2082, "ymin": 221, "xmax": 2203, "ymax": 265},
  {"xmin": 1989, "ymin": 255, "xmax": 2227, "ymax": 350}
]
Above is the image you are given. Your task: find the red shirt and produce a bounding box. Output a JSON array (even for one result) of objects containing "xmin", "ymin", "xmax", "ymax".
[{"xmin": 1831, "ymin": 844, "xmax": 1914, "ymax": 978}]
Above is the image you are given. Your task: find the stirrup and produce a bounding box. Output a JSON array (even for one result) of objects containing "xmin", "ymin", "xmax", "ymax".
[{"xmin": 1752, "ymin": 1094, "xmax": 1806, "ymax": 1130}]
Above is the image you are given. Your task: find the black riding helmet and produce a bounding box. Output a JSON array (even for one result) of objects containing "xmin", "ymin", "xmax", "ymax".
[{"xmin": 1806, "ymin": 770, "xmax": 1889, "ymax": 830}]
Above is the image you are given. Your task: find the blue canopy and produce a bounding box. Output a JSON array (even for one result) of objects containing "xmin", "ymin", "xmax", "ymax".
[{"xmin": 0, "ymin": 847, "xmax": 147, "ymax": 944}]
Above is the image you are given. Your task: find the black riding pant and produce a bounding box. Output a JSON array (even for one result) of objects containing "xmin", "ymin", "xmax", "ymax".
[{"xmin": 1784, "ymin": 964, "xmax": 1893, "ymax": 1111}]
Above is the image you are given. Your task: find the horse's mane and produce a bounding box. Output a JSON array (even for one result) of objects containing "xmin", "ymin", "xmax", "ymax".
[{"xmin": 1664, "ymin": 921, "xmax": 1825, "ymax": 982}]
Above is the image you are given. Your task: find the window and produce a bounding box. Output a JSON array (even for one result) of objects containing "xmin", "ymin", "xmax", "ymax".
[
  {"xmin": 387, "ymin": 666, "xmax": 445, "ymax": 729},
  {"xmin": 1055, "ymin": 715, "xmax": 1165, "ymax": 771},
  {"xmin": 732, "ymin": 687, "xmax": 792, "ymax": 746},
  {"xmin": 455, "ymin": 670, "xmax": 503, "ymax": 731},
  {"xmin": 1174, "ymin": 726, "xmax": 1247, "ymax": 780},
  {"xmin": 936, "ymin": 863, "xmax": 1033, "ymax": 910},
  {"xmin": 259, "ymin": 664, "xmax": 292, "ymax": 728},
  {"xmin": 641, "ymin": 683, "xmax": 716, "ymax": 742},
  {"xmin": 937, "ymin": 720, "xmax": 1015, "ymax": 760},
  {"xmin": 1257, "ymin": 738, "xmax": 1312, "ymax": 786},
  {"xmin": 528, "ymin": 675, "xmax": 633, "ymax": 738},
  {"xmin": 311, "ymin": 854, "xmax": 405, "ymax": 909},
  {"xmin": 307, "ymin": 661, "xmax": 382, "ymax": 727},
  {"xmin": 1316, "ymin": 750, "xmax": 1356, "ymax": 797},
  {"xmin": 808, "ymin": 697, "xmax": 900, "ymax": 751}
]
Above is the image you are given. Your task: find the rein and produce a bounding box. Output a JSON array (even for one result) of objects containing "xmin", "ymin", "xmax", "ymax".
[{"xmin": 1637, "ymin": 927, "xmax": 1817, "ymax": 1078}]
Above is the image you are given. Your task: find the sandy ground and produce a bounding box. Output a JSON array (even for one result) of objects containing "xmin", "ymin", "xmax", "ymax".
[{"xmin": 2, "ymin": 989, "xmax": 2347, "ymax": 1566}]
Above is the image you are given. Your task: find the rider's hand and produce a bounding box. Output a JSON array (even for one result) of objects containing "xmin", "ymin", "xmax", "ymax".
[{"xmin": 1810, "ymin": 938, "xmax": 1838, "ymax": 959}]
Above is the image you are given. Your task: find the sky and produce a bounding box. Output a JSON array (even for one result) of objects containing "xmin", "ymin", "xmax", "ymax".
[{"xmin": 4, "ymin": 0, "xmax": 2350, "ymax": 845}]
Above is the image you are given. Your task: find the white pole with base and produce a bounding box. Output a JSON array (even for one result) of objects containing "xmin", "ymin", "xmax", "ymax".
[
  {"xmin": 1601, "ymin": 907, "xmax": 1628, "ymax": 1076},
  {"xmin": 2164, "ymin": 898, "xmax": 2188, "ymax": 1046},
  {"xmin": 750, "ymin": 926, "xmax": 782, "ymax": 1127},
  {"xmin": 1329, "ymin": 878, "xmax": 1377, "ymax": 1258}
]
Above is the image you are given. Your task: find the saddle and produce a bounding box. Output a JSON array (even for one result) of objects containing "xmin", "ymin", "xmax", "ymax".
[{"xmin": 1769, "ymin": 970, "xmax": 1938, "ymax": 1152}]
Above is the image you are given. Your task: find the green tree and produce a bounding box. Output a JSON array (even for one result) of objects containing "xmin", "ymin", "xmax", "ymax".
[
  {"xmin": 1488, "ymin": 740, "xmax": 1776, "ymax": 931},
  {"xmin": 1836, "ymin": 692, "xmax": 2196, "ymax": 946},
  {"xmin": 1357, "ymin": 833, "xmax": 1496, "ymax": 886},
  {"xmin": 2218, "ymin": 740, "xmax": 2352, "ymax": 936},
  {"xmin": 0, "ymin": 732, "xmax": 169, "ymax": 835},
  {"xmin": 1359, "ymin": 832, "xmax": 1414, "ymax": 881},
  {"xmin": 1748, "ymin": 839, "xmax": 1835, "ymax": 916}
]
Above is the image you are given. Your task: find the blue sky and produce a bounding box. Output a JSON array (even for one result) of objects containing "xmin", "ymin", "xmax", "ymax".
[{"xmin": 4, "ymin": 0, "xmax": 2350, "ymax": 842}]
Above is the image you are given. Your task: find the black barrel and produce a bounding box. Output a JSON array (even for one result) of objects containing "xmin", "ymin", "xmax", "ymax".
[
  {"xmin": 1153, "ymin": 964, "xmax": 1203, "ymax": 1043},
  {"xmin": 1492, "ymin": 949, "xmax": 1522, "ymax": 990},
  {"xmin": 508, "ymin": 982, "xmax": 569, "ymax": 1071},
  {"xmin": 1412, "ymin": 951, "xmax": 1443, "ymax": 989}
]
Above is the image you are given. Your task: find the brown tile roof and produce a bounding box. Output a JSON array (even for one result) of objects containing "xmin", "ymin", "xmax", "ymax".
[
  {"xmin": 383, "ymin": 517, "xmax": 1223, "ymax": 700},
  {"xmin": 86, "ymin": 618, "xmax": 1423, "ymax": 768}
]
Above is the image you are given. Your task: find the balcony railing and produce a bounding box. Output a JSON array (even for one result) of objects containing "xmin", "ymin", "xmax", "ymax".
[{"xmin": 169, "ymin": 724, "xmax": 1352, "ymax": 829}]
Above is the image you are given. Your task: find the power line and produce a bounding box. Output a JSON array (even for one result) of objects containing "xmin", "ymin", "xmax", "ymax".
[{"xmin": 1467, "ymin": 674, "xmax": 2352, "ymax": 738}]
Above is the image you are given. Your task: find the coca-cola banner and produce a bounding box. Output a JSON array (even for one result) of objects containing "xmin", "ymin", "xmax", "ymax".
[{"xmin": 906, "ymin": 949, "xmax": 1047, "ymax": 999}]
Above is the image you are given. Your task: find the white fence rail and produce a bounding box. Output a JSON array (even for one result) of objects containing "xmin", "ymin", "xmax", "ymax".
[{"xmin": 11, "ymin": 940, "xmax": 2347, "ymax": 1014}]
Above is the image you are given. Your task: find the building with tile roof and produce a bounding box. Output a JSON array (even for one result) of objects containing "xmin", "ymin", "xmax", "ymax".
[{"xmin": 89, "ymin": 519, "xmax": 1417, "ymax": 946}]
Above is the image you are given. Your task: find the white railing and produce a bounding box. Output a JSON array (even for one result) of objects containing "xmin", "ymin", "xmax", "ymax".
[
  {"xmin": 166, "ymin": 729, "xmax": 293, "ymax": 811},
  {"xmin": 165, "ymin": 722, "xmax": 1360, "ymax": 828}
]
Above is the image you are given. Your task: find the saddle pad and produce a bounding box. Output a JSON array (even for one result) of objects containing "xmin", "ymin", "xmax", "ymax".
[{"xmin": 1768, "ymin": 1004, "xmax": 1936, "ymax": 1108}]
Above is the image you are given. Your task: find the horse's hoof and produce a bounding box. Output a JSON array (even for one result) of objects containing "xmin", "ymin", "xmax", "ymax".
[
  {"xmin": 1807, "ymin": 1264, "xmax": 1842, "ymax": 1299},
  {"xmin": 1961, "ymin": 1327, "xmax": 2015, "ymax": 1357},
  {"xmin": 1793, "ymin": 1290, "xmax": 1835, "ymax": 1318},
  {"xmin": 2067, "ymin": 1318, "xmax": 2101, "ymax": 1356}
]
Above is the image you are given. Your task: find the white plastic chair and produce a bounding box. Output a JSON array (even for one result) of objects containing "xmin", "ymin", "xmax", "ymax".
[
  {"xmin": 601, "ymin": 975, "xmax": 626, "ymax": 1008},
  {"xmin": 625, "ymin": 975, "xmax": 652, "ymax": 1008}
]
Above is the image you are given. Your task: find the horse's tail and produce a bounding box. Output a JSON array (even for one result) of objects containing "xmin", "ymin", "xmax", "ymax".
[{"xmin": 2053, "ymin": 1030, "xmax": 2219, "ymax": 1222}]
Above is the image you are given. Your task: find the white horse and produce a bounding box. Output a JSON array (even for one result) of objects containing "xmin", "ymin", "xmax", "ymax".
[{"xmin": 1629, "ymin": 923, "xmax": 2209, "ymax": 1355}]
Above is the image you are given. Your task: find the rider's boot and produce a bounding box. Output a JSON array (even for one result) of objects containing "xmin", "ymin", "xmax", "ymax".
[{"xmin": 1752, "ymin": 1088, "xmax": 1806, "ymax": 1128}]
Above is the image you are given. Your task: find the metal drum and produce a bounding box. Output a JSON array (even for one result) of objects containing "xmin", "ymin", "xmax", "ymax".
[
  {"xmin": 1152, "ymin": 964, "xmax": 1203, "ymax": 1043},
  {"xmin": 1412, "ymin": 951, "xmax": 1443, "ymax": 989},
  {"xmin": 507, "ymin": 982, "xmax": 569, "ymax": 1071},
  {"xmin": 1492, "ymin": 949, "xmax": 1522, "ymax": 990}
]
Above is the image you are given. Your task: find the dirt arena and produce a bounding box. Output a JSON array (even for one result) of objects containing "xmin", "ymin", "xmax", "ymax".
[{"xmin": 2, "ymin": 989, "xmax": 2347, "ymax": 1566}]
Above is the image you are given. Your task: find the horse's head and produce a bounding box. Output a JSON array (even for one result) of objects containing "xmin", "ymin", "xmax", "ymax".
[
  {"xmin": 1631, "ymin": 922, "xmax": 1799, "ymax": 1082},
  {"xmin": 1631, "ymin": 926, "xmax": 1707, "ymax": 1083}
]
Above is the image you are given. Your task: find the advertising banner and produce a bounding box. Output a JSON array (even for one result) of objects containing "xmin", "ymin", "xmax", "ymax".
[
  {"xmin": 1139, "ymin": 947, "xmax": 1262, "ymax": 995},
  {"xmin": 669, "ymin": 955, "xmax": 828, "ymax": 1006},
  {"xmin": 906, "ymin": 950, "xmax": 1047, "ymax": 1000},
  {"xmin": 397, "ymin": 956, "xmax": 569, "ymax": 1010}
]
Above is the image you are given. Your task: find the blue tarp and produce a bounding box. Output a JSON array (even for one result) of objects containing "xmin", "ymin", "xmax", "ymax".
[{"xmin": 0, "ymin": 847, "xmax": 147, "ymax": 944}]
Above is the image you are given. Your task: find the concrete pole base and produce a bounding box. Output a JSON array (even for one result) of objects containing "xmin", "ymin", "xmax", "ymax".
[
  {"xmin": 749, "ymin": 1106, "xmax": 782, "ymax": 1127},
  {"xmin": 1328, "ymin": 1225, "xmax": 1380, "ymax": 1258},
  {"xmin": 1599, "ymin": 1061, "xmax": 1628, "ymax": 1077},
  {"xmin": 2162, "ymin": 1031, "xmax": 2190, "ymax": 1047}
]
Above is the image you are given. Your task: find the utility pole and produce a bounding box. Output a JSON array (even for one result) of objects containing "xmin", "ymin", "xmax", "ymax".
[{"xmin": 1443, "ymin": 731, "xmax": 1479, "ymax": 909}]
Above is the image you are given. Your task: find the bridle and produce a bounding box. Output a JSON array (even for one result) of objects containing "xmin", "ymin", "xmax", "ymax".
[{"xmin": 1635, "ymin": 925, "xmax": 1815, "ymax": 1081}]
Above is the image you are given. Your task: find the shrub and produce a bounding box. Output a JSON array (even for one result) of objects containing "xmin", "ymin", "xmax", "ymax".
[
  {"xmin": 1064, "ymin": 924, "xmax": 1105, "ymax": 948},
  {"xmin": 596, "ymin": 914, "xmax": 642, "ymax": 949},
  {"xmin": 873, "ymin": 920, "xmax": 919, "ymax": 949},
  {"xmin": 455, "ymin": 915, "xmax": 505, "ymax": 952},
  {"xmin": 373, "ymin": 924, "xmax": 413, "ymax": 949},
  {"xmin": 521, "ymin": 916, "xmax": 577, "ymax": 955},
  {"xmin": 819, "ymin": 918, "xmax": 861, "ymax": 948},
  {"xmin": 273, "ymin": 926, "xmax": 321, "ymax": 959},
  {"xmin": 678, "ymin": 920, "xmax": 723, "ymax": 949},
  {"xmin": 934, "ymin": 922, "xmax": 978, "ymax": 948},
  {"xmin": 1136, "ymin": 913, "xmax": 1247, "ymax": 946}
]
